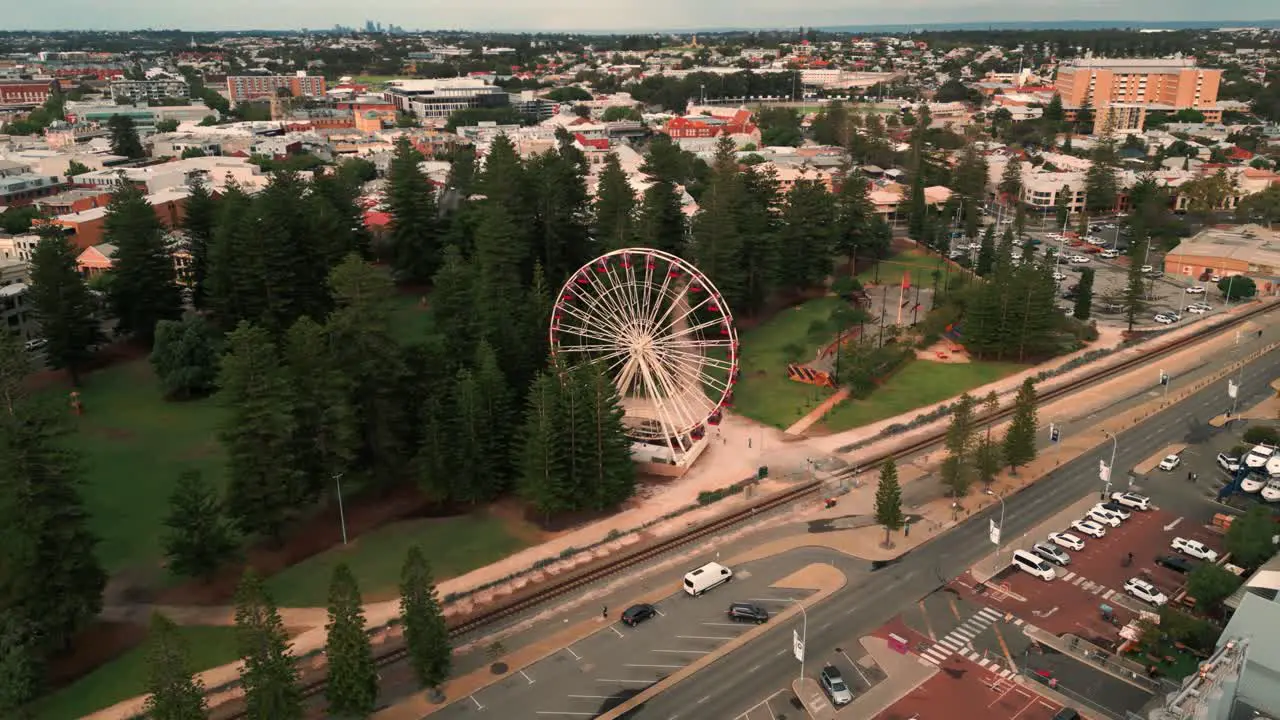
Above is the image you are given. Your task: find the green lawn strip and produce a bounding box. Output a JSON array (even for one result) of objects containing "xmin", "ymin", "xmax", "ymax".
[
  {"xmin": 390, "ymin": 291, "xmax": 435, "ymax": 345},
  {"xmin": 733, "ymin": 297, "xmax": 843, "ymax": 428},
  {"xmin": 264, "ymin": 514, "xmax": 529, "ymax": 607},
  {"xmin": 820, "ymin": 357, "xmax": 1025, "ymax": 432},
  {"xmin": 57, "ymin": 361, "xmax": 226, "ymax": 575},
  {"xmin": 354, "ymin": 75, "xmax": 400, "ymax": 86},
  {"xmin": 856, "ymin": 249, "xmax": 948, "ymax": 288},
  {"xmin": 34, "ymin": 625, "xmax": 239, "ymax": 720}
]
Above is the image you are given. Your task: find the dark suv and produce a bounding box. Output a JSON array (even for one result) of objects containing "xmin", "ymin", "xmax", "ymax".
[
  {"xmin": 726, "ymin": 602, "xmax": 769, "ymax": 623},
  {"xmin": 1156, "ymin": 555, "xmax": 1197, "ymax": 574},
  {"xmin": 620, "ymin": 603, "xmax": 656, "ymax": 627}
]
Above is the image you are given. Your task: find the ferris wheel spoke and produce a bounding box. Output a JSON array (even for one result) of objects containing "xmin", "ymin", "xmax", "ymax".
[
  {"xmin": 553, "ymin": 342, "xmax": 627, "ymax": 354},
  {"xmin": 660, "ymin": 336, "xmax": 737, "ymax": 354},
  {"xmin": 554, "ymin": 316, "xmax": 627, "ymax": 348},
  {"xmin": 642, "ymin": 260, "xmax": 678, "ymax": 333},
  {"xmin": 654, "ymin": 343, "xmax": 738, "ymax": 373},
  {"xmin": 638, "ymin": 348, "xmax": 700, "ymax": 433},
  {"xmin": 560, "ymin": 292, "xmax": 631, "ymax": 340},
  {"xmin": 633, "ymin": 353, "xmax": 689, "ymax": 438},
  {"xmin": 660, "ymin": 315, "xmax": 726, "ymax": 344},
  {"xmin": 652, "ymin": 346, "xmax": 730, "ymax": 397}
]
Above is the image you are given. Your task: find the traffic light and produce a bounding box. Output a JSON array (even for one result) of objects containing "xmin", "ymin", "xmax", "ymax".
[{"xmin": 1049, "ymin": 425, "xmax": 1060, "ymax": 443}]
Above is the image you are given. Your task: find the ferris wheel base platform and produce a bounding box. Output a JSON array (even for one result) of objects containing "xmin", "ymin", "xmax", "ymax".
[{"xmin": 630, "ymin": 435, "xmax": 711, "ymax": 478}]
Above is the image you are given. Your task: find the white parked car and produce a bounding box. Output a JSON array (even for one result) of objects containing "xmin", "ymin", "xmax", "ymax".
[
  {"xmin": 1171, "ymin": 537, "xmax": 1219, "ymax": 562},
  {"xmin": 1185, "ymin": 286, "xmax": 1205, "ymax": 294},
  {"xmin": 1217, "ymin": 453, "xmax": 1242, "ymax": 474},
  {"xmin": 1110, "ymin": 492, "xmax": 1151, "ymax": 511},
  {"xmin": 1086, "ymin": 508, "xmax": 1121, "ymax": 527},
  {"xmin": 1124, "ymin": 578, "xmax": 1169, "ymax": 606},
  {"xmin": 1069, "ymin": 255, "xmax": 1091, "ymax": 264},
  {"xmin": 1185, "ymin": 305, "xmax": 1208, "ymax": 314},
  {"xmin": 1048, "ymin": 532, "xmax": 1085, "ymax": 551},
  {"xmin": 1100, "ymin": 249, "xmax": 1119, "ymax": 259},
  {"xmin": 1053, "ymin": 272, "xmax": 1067, "ymax": 281},
  {"xmin": 1096, "ymin": 502, "xmax": 1131, "ymax": 520},
  {"xmin": 1158, "ymin": 454, "xmax": 1182, "ymax": 471},
  {"xmin": 1154, "ymin": 314, "xmax": 1175, "ymax": 325},
  {"xmin": 1140, "ymin": 265, "xmax": 1155, "ymax": 273},
  {"xmin": 1071, "ymin": 519, "xmax": 1107, "ymax": 538}
]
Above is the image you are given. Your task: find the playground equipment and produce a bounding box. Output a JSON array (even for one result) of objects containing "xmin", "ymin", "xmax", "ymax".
[
  {"xmin": 549, "ymin": 248, "xmax": 739, "ymax": 465},
  {"xmin": 786, "ymin": 363, "xmax": 836, "ymax": 388}
]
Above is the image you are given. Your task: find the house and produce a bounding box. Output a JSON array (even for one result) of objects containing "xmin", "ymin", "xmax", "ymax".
[
  {"xmin": 75, "ymin": 243, "xmax": 116, "ymax": 279},
  {"xmin": 50, "ymin": 188, "xmax": 189, "ymax": 250}
]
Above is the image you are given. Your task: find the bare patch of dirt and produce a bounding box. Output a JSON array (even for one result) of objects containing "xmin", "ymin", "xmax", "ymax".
[
  {"xmin": 46, "ymin": 620, "xmax": 149, "ymax": 688},
  {"xmin": 23, "ymin": 340, "xmax": 151, "ymax": 392}
]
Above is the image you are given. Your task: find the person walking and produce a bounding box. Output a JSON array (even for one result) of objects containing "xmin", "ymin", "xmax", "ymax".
[{"xmin": 602, "ymin": 605, "xmax": 608, "ymax": 619}]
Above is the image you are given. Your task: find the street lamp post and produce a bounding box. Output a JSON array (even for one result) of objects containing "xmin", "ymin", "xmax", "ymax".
[
  {"xmin": 1102, "ymin": 431, "xmax": 1118, "ymax": 498},
  {"xmin": 985, "ymin": 488, "xmax": 1006, "ymax": 574},
  {"xmin": 334, "ymin": 472, "xmax": 348, "ymax": 546}
]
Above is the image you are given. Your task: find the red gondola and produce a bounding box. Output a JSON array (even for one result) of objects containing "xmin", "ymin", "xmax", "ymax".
[
  {"xmin": 707, "ymin": 302, "xmax": 720, "ymax": 313},
  {"xmin": 708, "ymin": 410, "xmax": 723, "ymax": 425},
  {"xmin": 620, "ymin": 254, "xmax": 632, "ymax": 269},
  {"xmin": 691, "ymin": 425, "xmax": 706, "ymax": 440},
  {"xmin": 690, "ymin": 284, "xmax": 703, "ymax": 293},
  {"xmin": 668, "ymin": 268, "xmax": 682, "ymax": 278},
  {"xmin": 730, "ymin": 368, "xmax": 741, "ymax": 384},
  {"xmin": 594, "ymin": 260, "xmax": 609, "ymax": 273},
  {"xmin": 645, "ymin": 255, "xmax": 657, "ymax": 270},
  {"xmin": 722, "ymin": 392, "xmax": 735, "ymax": 407},
  {"xmin": 575, "ymin": 273, "xmax": 591, "ymax": 285},
  {"xmin": 720, "ymin": 319, "xmax": 731, "ymax": 336},
  {"xmin": 561, "ymin": 293, "xmax": 575, "ymax": 302}
]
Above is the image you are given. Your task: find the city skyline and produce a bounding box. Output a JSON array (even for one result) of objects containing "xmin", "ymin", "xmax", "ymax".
[{"xmin": 5, "ymin": 0, "xmax": 1279, "ymax": 33}]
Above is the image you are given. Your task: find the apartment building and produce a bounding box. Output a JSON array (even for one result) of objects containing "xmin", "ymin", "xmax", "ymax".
[
  {"xmin": 1053, "ymin": 58, "xmax": 1224, "ymax": 123},
  {"xmin": 0, "ymin": 260, "xmax": 35, "ymax": 344},
  {"xmin": 0, "ymin": 79, "xmax": 58, "ymax": 109},
  {"xmin": 0, "ymin": 234, "xmax": 40, "ymax": 263},
  {"xmin": 110, "ymin": 77, "xmax": 191, "ymax": 102},
  {"xmin": 225, "ymin": 73, "xmax": 327, "ymax": 104},
  {"xmin": 383, "ymin": 78, "xmax": 508, "ymax": 120},
  {"xmin": 0, "ymin": 173, "xmax": 68, "ymax": 206}
]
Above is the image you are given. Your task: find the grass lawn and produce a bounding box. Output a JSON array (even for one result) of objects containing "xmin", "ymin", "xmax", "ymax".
[
  {"xmin": 264, "ymin": 513, "xmax": 530, "ymax": 607},
  {"xmin": 58, "ymin": 361, "xmax": 226, "ymax": 575},
  {"xmin": 354, "ymin": 75, "xmax": 403, "ymax": 86},
  {"xmin": 391, "ymin": 291, "xmax": 435, "ymax": 345},
  {"xmin": 857, "ymin": 249, "xmax": 948, "ymax": 288},
  {"xmin": 820, "ymin": 357, "xmax": 1025, "ymax": 432},
  {"xmin": 34, "ymin": 625, "xmax": 239, "ymax": 720},
  {"xmin": 733, "ymin": 297, "xmax": 843, "ymax": 429}
]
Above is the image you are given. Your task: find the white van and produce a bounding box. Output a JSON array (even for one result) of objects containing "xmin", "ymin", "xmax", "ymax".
[
  {"xmin": 1011, "ymin": 550, "xmax": 1057, "ymax": 581},
  {"xmin": 684, "ymin": 562, "xmax": 733, "ymax": 596}
]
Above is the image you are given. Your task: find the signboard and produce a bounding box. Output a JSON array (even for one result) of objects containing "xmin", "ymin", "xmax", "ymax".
[
  {"xmin": 793, "ymin": 629, "xmax": 805, "ymax": 662},
  {"xmin": 989, "ymin": 519, "xmax": 1001, "ymax": 545}
]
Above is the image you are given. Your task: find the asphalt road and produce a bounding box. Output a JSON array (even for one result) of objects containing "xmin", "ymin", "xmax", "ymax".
[{"xmin": 625, "ymin": 330, "xmax": 1280, "ymax": 720}]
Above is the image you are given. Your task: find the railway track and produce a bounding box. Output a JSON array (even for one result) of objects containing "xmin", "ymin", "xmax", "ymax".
[{"xmin": 224, "ymin": 301, "xmax": 1276, "ymax": 717}]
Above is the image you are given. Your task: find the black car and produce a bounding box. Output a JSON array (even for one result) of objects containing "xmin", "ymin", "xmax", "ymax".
[
  {"xmin": 727, "ymin": 602, "xmax": 769, "ymax": 623},
  {"xmin": 1053, "ymin": 709, "xmax": 1082, "ymax": 720},
  {"xmin": 621, "ymin": 603, "xmax": 657, "ymax": 626},
  {"xmin": 1156, "ymin": 555, "xmax": 1198, "ymax": 574}
]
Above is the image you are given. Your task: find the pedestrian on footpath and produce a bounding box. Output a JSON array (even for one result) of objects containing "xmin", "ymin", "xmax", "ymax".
[{"xmin": 602, "ymin": 605, "xmax": 608, "ymax": 619}]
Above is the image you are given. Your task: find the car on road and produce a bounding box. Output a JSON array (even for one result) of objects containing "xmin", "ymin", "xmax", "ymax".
[
  {"xmin": 820, "ymin": 665, "xmax": 854, "ymax": 706},
  {"xmin": 1032, "ymin": 543, "xmax": 1071, "ymax": 566},
  {"xmin": 1048, "ymin": 532, "xmax": 1085, "ymax": 551},
  {"xmin": 621, "ymin": 603, "xmax": 657, "ymax": 627},
  {"xmin": 1172, "ymin": 537, "xmax": 1219, "ymax": 562},
  {"xmin": 1097, "ymin": 502, "xmax": 1132, "ymax": 520},
  {"xmin": 1069, "ymin": 255, "xmax": 1090, "ymax": 264},
  {"xmin": 1185, "ymin": 304, "xmax": 1208, "ymax": 314},
  {"xmin": 1100, "ymin": 249, "xmax": 1120, "ymax": 259},
  {"xmin": 1071, "ymin": 519, "xmax": 1107, "ymax": 538},
  {"xmin": 1124, "ymin": 578, "xmax": 1169, "ymax": 606},
  {"xmin": 1185, "ymin": 286, "xmax": 1205, "ymax": 294},
  {"xmin": 1086, "ymin": 508, "xmax": 1121, "ymax": 527},
  {"xmin": 1158, "ymin": 454, "xmax": 1182, "ymax": 471},
  {"xmin": 1154, "ymin": 314, "xmax": 1176, "ymax": 325},
  {"xmin": 1156, "ymin": 555, "xmax": 1198, "ymax": 574},
  {"xmin": 726, "ymin": 602, "xmax": 769, "ymax": 624},
  {"xmin": 1110, "ymin": 492, "xmax": 1151, "ymax": 511},
  {"xmin": 23, "ymin": 338, "xmax": 47, "ymax": 352},
  {"xmin": 1218, "ymin": 453, "xmax": 1242, "ymax": 473}
]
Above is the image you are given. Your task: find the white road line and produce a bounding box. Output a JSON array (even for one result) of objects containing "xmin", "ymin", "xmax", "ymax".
[
  {"xmin": 748, "ymin": 597, "xmax": 797, "ymax": 603},
  {"xmin": 921, "ymin": 654, "xmax": 940, "ymax": 665},
  {"xmin": 521, "ymin": 669, "xmax": 535, "ymax": 685},
  {"xmin": 1062, "ymin": 571, "xmax": 1076, "ymax": 582},
  {"xmin": 654, "ymin": 608, "xmax": 666, "ymax": 617},
  {"xmin": 677, "ymin": 635, "xmax": 734, "ymax": 640},
  {"xmin": 839, "ymin": 648, "xmax": 871, "ymax": 687},
  {"xmin": 597, "ymin": 678, "xmax": 653, "ymax": 683},
  {"xmin": 610, "ymin": 626, "xmax": 625, "ymax": 638},
  {"xmin": 1103, "ymin": 589, "xmax": 1116, "ymax": 600},
  {"xmin": 626, "ymin": 664, "xmax": 684, "ymax": 668},
  {"xmin": 654, "ymin": 649, "xmax": 712, "ymax": 654},
  {"xmin": 978, "ymin": 608, "xmax": 1002, "ymax": 619},
  {"xmin": 535, "ymin": 713, "xmax": 597, "ymax": 716},
  {"xmin": 698, "ymin": 695, "xmax": 711, "ymax": 704},
  {"xmin": 469, "ymin": 696, "xmax": 485, "ymax": 710},
  {"xmin": 979, "ymin": 657, "xmax": 993, "ymax": 668},
  {"xmin": 566, "ymin": 647, "xmax": 582, "ymax": 661}
]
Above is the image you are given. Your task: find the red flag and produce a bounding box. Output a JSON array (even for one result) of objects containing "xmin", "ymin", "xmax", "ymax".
[{"xmin": 901, "ymin": 271, "xmax": 911, "ymax": 290}]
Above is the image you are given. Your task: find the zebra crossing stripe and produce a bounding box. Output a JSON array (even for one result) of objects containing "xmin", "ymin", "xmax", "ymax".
[
  {"xmin": 979, "ymin": 657, "xmax": 992, "ymax": 668},
  {"xmin": 1062, "ymin": 571, "xmax": 1076, "ymax": 582},
  {"xmin": 978, "ymin": 608, "xmax": 1002, "ymax": 621},
  {"xmin": 923, "ymin": 649, "xmax": 948, "ymax": 664},
  {"xmin": 1102, "ymin": 589, "xmax": 1116, "ymax": 600}
]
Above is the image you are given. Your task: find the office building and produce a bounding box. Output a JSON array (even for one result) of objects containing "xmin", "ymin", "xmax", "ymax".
[
  {"xmin": 225, "ymin": 73, "xmax": 327, "ymax": 104},
  {"xmin": 383, "ymin": 78, "xmax": 508, "ymax": 120},
  {"xmin": 1053, "ymin": 58, "xmax": 1224, "ymax": 123},
  {"xmin": 110, "ymin": 77, "xmax": 191, "ymax": 102}
]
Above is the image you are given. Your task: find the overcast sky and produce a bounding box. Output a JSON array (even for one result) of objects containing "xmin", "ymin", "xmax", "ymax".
[{"xmin": 5, "ymin": 0, "xmax": 1277, "ymax": 32}]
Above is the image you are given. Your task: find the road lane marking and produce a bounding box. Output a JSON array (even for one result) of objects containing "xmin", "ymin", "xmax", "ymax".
[
  {"xmin": 677, "ymin": 635, "xmax": 734, "ymax": 640},
  {"xmin": 918, "ymin": 599, "xmax": 937, "ymax": 640},
  {"xmin": 625, "ymin": 663, "xmax": 683, "ymax": 668},
  {"xmin": 838, "ymin": 648, "xmax": 871, "ymax": 687},
  {"xmin": 520, "ymin": 669, "xmax": 535, "ymax": 685},
  {"xmin": 596, "ymin": 678, "xmax": 653, "ymax": 683},
  {"xmin": 654, "ymin": 649, "xmax": 711, "ymax": 654},
  {"xmin": 698, "ymin": 695, "xmax": 711, "ymax": 704},
  {"xmin": 654, "ymin": 608, "xmax": 666, "ymax": 617},
  {"xmin": 748, "ymin": 597, "xmax": 797, "ymax": 602}
]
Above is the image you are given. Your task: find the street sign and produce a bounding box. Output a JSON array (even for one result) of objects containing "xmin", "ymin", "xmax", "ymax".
[
  {"xmin": 989, "ymin": 519, "xmax": 1001, "ymax": 545},
  {"xmin": 1049, "ymin": 424, "xmax": 1060, "ymax": 443},
  {"xmin": 793, "ymin": 629, "xmax": 805, "ymax": 662},
  {"xmin": 1099, "ymin": 460, "xmax": 1112, "ymax": 483},
  {"xmin": 1228, "ymin": 381, "xmax": 1238, "ymax": 399}
]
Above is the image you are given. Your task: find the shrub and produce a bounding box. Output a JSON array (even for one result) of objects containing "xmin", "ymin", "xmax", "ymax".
[{"xmin": 1243, "ymin": 426, "xmax": 1279, "ymax": 445}]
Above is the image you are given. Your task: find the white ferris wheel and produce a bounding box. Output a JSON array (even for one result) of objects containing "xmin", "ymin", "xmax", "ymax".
[{"xmin": 549, "ymin": 248, "xmax": 740, "ymax": 459}]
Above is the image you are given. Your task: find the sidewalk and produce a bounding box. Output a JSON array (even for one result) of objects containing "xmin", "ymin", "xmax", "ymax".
[{"xmin": 836, "ymin": 636, "xmax": 937, "ymax": 719}]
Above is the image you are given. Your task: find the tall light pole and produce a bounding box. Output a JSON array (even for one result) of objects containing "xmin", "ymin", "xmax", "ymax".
[
  {"xmin": 793, "ymin": 598, "xmax": 808, "ymax": 682},
  {"xmin": 985, "ymin": 488, "xmax": 1006, "ymax": 574},
  {"xmin": 334, "ymin": 472, "xmax": 348, "ymax": 546},
  {"xmin": 1102, "ymin": 431, "xmax": 1118, "ymax": 498}
]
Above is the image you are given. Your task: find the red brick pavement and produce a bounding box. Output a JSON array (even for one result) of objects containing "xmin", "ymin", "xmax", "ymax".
[{"xmin": 874, "ymin": 653, "xmax": 1063, "ymax": 720}]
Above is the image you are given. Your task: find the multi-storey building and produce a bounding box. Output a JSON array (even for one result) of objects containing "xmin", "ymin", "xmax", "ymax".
[
  {"xmin": 1053, "ymin": 58, "xmax": 1224, "ymax": 123},
  {"xmin": 110, "ymin": 77, "xmax": 191, "ymax": 102},
  {"xmin": 0, "ymin": 173, "xmax": 68, "ymax": 207},
  {"xmin": 383, "ymin": 78, "xmax": 508, "ymax": 120},
  {"xmin": 225, "ymin": 73, "xmax": 327, "ymax": 104},
  {"xmin": 0, "ymin": 80, "xmax": 58, "ymax": 109},
  {"xmin": 0, "ymin": 260, "xmax": 35, "ymax": 344}
]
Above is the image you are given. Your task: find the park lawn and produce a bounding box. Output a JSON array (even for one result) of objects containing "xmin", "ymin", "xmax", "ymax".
[
  {"xmin": 264, "ymin": 513, "xmax": 530, "ymax": 607},
  {"xmin": 34, "ymin": 625, "xmax": 239, "ymax": 720},
  {"xmin": 58, "ymin": 360, "xmax": 227, "ymax": 575},
  {"xmin": 391, "ymin": 290, "xmax": 435, "ymax": 345},
  {"xmin": 820, "ymin": 357, "xmax": 1025, "ymax": 432},
  {"xmin": 733, "ymin": 297, "xmax": 843, "ymax": 429},
  {"xmin": 857, "ymin": 249, "xmax": 948, "ymax": 288}
]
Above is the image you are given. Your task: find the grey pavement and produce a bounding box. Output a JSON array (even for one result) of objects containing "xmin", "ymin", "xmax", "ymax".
[
  {"xmin": 623, "ymin": 324, "xmax": 1280, "ymax": 720},
  {"xmin": 1022, "ymin": 646, "xmax": 1154, "ymax": 717}
]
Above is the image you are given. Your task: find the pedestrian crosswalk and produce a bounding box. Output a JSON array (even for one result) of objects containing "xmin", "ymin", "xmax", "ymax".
[
  {"xmin": 919, "ymin": 607, "xmax": 1008, "ymax": 674},
  {"xmin": 1058, "ymin": 570, "xmax": 1117, "ymax": 600}
]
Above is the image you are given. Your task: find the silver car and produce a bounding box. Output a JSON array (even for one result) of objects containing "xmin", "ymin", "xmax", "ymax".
[
  {"xmin": 820, "ymin": 665, "xmax": 853, "ymax": 706},
  {"xmin": 1032, "ymin": 543, "xmax": 1070, "ymax": 567}
]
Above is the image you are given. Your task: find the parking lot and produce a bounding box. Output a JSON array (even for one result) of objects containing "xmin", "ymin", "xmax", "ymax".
[
  {"xmin": 874, "ymin": 645, "xmax": 1065, "ymax": 720},
  {"xmin": 431, "ymin": 568, "xmax": 817, "ymax": 719}
]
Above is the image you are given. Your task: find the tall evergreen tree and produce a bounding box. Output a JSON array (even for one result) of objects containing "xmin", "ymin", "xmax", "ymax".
[
  {"xmin": 399, "ymin": 546, "xmax": 451, "ymax": 689},
  {"xmin": 577, "ymin": 362, "xmax": 637, "ymax": 510},
  {"xmin": 310, "ymin": 171, "xmax": 372, "ymax": 265},
  {"xmin": 1002, "ymin": 378, "xmax": 1039, "ymax": 472},
  {"xmin": 255, "ymin": 170, "xmax": 331, "ymax": 334},
  {"xmin": 386, "ymin": 137, "xmax": 441, "ymax": 284},
  {"xmin": 634, "ymin": 178, "xmax": 686, "ymax": 257},
  {"xmin": 476, "ymin": 133, "xmax": 527, "ymax": 215},
  {"xmin": 26, "ymin": 231, "xmax": 102, "ymax": 385},
  {"xmin": 143, "ymin": 613, "xmax": 209, "ymax": 720},
  {"xmin": 471, "ymin": 204, "xmax": 533, "ymax": 387},
  {"xmin": 325, "ymin": 564, "xmax": 377, "ymax": 719},
  {"xmin": 833, "ymin": 167, "xmax": 880, "ymax": 274},
  {"xmin": 1073, "ymin": 268, "xmax": 1095, "ymax": 321},
  {"xmin": 0, "ymin": 332, "xmax": 105, "ymax": 660},
  {"xmin": 446, "ymin": 147, "xmax": 477, "ymax": 196},
  {"xmin": 941, "ymin": 393, "xmax": 977, "ymax": 497},
  {"xmin": 975, "ymin": 225, "xmax": 996, "ymax": 276},
  {"xmin": 527, "ymin": 141, "xmax": 592, "ymax": 282},
  {"xmin": 428, "ymin": 246, "xmax": 476, "ymax": 368},
  {"xmin": 0, "ymin": 616, "xmax": 40, "ymax": 718},
  {"xmin": 1123, "ymin": 237, "xmax": 1150, "ymax": 331},
  {"xmin": 1054, "ymin": 184, "xmax": 1072, "ymax": 229},
  {"xmin": 218, "ymin": 322, "xmax": 302, "ymax": 542},
  {"xmin": 517, "ymin": 371, "xmax": 571, "ymax": 520},
  {"xmin": 233, "ymin": 570, "xmax": 302, "ymax": 720},
  {"xmin": 181, "ymin": 178, "xmax": 218, "ymax": 310},
  {"xmin": 874, "ymin": 459, "xmax": 904, "ymax": 547},
  {"xmin": 451, "ymin": 342, "xmax": 511, "ymax": 503},
  {"xmin": 736, "ymin": 166, "xmax": 781, "ymax": 316},
  {"xmin": 997, "ymin": 159, "xmax": 1023, "ymax": 204},
  {"xmin": 1084, "ymin": 134, "xmax": 1120, "ymax": 215},
  {"xmin": 282, "ymin": 316, "xmax": 357, "ymax": 502},
  {"xmin": 776, "ymin": 179, "xmax": 836, "ymax": 293},
  {"xmin": 205, "ymin": 182, "xmax": 264, "ymax": 331},
  {"xmin": 593, "ymin": 153, "xmax": 636, "ymax": 251},
  {"xmin": 163, "ymin": 470, "xmax": 237, "ymax": 580},
  {"xmin": 103, "ymin": 183, "xmax": 183, "ymax": 344},
  {"xmin": 688, "ymin": 137, "xmax": 746, "ymax": 304},
  {"xmin": 107, "ymin": 114, "xmax": 144, "ymax": 158},
  {"xmin": 150, "ymin": 315, "xmax": 221, "ymax": 400}
]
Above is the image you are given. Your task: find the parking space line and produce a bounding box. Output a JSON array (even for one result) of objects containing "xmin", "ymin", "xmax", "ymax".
[
  {"xmin": 520, "ymin": 669, "xmax": 535, "ymax": 685},
  {"xmin": 610, "ymin": 626, "xmax": 624, "ymax": 638},
  {"xmin": 655, "ymin": 649, "xmax": 711, "ymax": 654},
  {"xmin": 626, "ymin": 663, "xmax": 684, "ymax": 668},
  {"xmin": 654, "ymin": 608, "xmax": 666, "ymax": 617},
  {"xmin": 469, "ymin": 695, "xmax": 485, "ymax": 710},
  {"xmin": 838, "ymin": 648, "xmax": 871, "ymax": 687},
  {"xmin": 677, "ymin": 635, "xmax": 734, "ymax": 640},
  {"xmin": 565, "ymin": 647, "xmax": 582, "ymax": 661}
]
